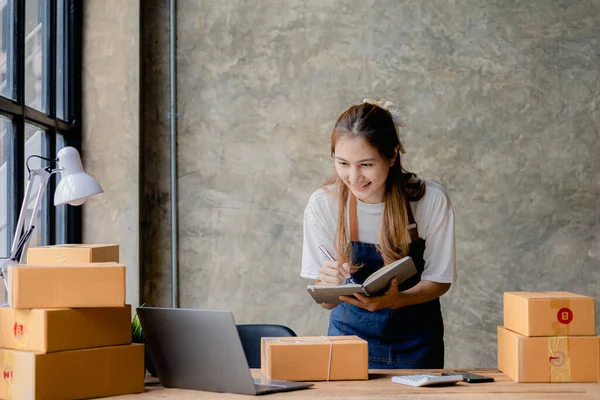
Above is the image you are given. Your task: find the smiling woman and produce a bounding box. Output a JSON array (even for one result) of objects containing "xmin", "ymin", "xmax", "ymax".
[
  {"xmin": 333, "ymin": 138, "xmax": 391, "ymax": 205},
  {"xmin": 301, "ymin": 99, "xmax": 456, "ymax": 370}
]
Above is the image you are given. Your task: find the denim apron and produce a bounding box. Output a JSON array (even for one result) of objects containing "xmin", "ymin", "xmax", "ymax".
[{"xmin": 328, "ymin": 194, "xmax": 444, "ymax": 369}]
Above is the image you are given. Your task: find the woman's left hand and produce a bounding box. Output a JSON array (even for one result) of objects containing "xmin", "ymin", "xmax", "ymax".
[{"xmin": 339, "ymin": 277, "xmax": 403, "ymax": 311}]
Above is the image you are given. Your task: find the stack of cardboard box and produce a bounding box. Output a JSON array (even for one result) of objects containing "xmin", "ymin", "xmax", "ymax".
[
  {"xmin": 498, "ymin": 291, "xmax": 599, "ymax": 383},
  {"xmin": 0, "ymin": 244, "xmax": 144, "ymax": 399}
]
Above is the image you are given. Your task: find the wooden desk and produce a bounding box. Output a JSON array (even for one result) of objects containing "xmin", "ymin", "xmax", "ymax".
[{"xmin": 110, "ymin": 369, "xmax": 600, "ymax": 400}]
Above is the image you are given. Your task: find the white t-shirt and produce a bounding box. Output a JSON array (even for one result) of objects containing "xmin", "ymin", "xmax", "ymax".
[{"xmin": 301, "ymin": 180, "xmax": 456, "ymax": 283}]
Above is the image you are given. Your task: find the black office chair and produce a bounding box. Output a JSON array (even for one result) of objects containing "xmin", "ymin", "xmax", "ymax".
[{"xmin": 236, "ymin": 324, "xmax": 297, "ymax": 368}]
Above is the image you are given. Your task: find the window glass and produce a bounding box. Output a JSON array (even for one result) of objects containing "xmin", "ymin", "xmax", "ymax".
[
  {"xmin": 0, "ymin": 2, "xmax": 14, "ymax": 99},
  {"xmin": 25, "ymin": 0, "xmax": 49, "ymax": 112}
]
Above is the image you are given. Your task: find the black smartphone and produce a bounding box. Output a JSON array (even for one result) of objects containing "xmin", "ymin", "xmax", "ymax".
[{"xmin": 442, "ymin": 371, "xmax": 494, "ymax": 383}]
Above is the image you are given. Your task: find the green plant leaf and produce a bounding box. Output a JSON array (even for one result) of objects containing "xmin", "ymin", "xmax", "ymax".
[{"xmin": 131, "ymin": 303, "xmax": 147, "ymax": 343}]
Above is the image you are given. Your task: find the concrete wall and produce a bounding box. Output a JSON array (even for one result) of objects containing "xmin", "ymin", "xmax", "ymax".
[
  {"xmin": 85, "ymin": 0, "xmax": 600, "ymax": 368},
  {"xmin": 82, "ymin": 0, "xmax": 140, "ymax": 308}
]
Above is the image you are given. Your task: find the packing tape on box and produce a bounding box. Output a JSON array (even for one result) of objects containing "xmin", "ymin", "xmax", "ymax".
[
  {"xmin": 262, "ymin": 336, "xmax": 356, "ymax": 381},
  {"xmin": 548, "ymin": 336, "xmax": 571, "ymax": 383},
  {"xmin": 550, "ymin": 298, "xmax": 571, "ymax": 336}
]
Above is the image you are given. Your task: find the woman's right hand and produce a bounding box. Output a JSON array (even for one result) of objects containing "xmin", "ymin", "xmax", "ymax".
[
  {"xmin": 314, "ymin": 261, "xmax": 351, "ymax": 310},
  {"xmin": 316, "ymin": 260, "xmax": 351, "ymax": 286}
]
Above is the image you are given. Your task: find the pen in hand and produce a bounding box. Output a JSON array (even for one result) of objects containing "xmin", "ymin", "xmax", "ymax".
[
  {"xmin": 318, "ymin": 244, "xmax": 336, "ymax": 262},
  {"xmin": 318, "ymin": 245, "xmax": 355, "ymax": 284}
]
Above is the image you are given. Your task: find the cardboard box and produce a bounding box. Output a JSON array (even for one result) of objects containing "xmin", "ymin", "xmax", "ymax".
[
  {"xmin": 27, "ymin": 244, "xmax": 119, "ymax": 264},
  {"xmin": 504, "ymin": 292, "xmax": 595, "ymax": 337},
  {"xmin": 8, "ymin": 263, "xmax": 126, "ymax": 309},
  {"xmin": 261, "ymin": 335, "xmax": 368, "ymax": 381},
  {"xmin": 0, "ymin": 344, "xmax": 144, "ymax": 400},
  {"xmin": 0, "ymin": 306, "xmax": 132, "ymax": 353},
  {"xmin": 497, "ymin": 326, "xmax": 599, "ymax": 383}
]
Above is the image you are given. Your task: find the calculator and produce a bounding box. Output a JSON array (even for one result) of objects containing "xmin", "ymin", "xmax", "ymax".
[{"xmin": 391, "ymin": 374, "xmax": 463, "ymax": 387}]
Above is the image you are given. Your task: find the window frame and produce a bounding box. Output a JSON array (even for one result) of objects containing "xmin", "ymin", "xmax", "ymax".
[{"xmin": 1, "ymin": 0, "xmax": 81, "ymax": 255}]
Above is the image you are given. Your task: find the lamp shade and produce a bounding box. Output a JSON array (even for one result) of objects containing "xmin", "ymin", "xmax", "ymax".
[{"xmin": 54, "ymin": 147, "xmax": 104, "ymax": 206}]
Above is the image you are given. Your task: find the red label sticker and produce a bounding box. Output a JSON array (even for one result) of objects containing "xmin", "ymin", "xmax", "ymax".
[
  {"xmin": 3, "ymin": 370, "xmax": 12, "ymax": 380},
  {"xmin": 549, "ymin": 352, "xmax": 566, "ymax": 367},
  {"xmin": 557, "ymin": 308, "xmax": 573, "ymax": 325},
  {"xmin": 13, "ymin": 322, "xmax": 24, "ymax": 337}
]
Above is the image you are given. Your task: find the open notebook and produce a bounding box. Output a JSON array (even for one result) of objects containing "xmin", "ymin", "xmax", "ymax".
[{"xmin": 306, "ymin": 256, "xmax": 417, "ymax": 304}]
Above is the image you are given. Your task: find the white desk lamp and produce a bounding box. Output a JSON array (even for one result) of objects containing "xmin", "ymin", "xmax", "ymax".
[{"xmin": 0, "ymin": 146, "xmax": 103, "ymax": 290}]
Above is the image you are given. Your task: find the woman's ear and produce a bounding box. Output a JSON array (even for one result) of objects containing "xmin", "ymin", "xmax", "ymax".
[{"xmin": 390, "ymin": 145, "xmax": 400, "ymax": 166}]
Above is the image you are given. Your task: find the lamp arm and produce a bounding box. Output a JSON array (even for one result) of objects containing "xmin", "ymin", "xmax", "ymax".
[
  {"xmin": 18, "ymin": 174, "xmax": 49, "ymax": 264},
  {"xmin": 9, "ymin": 170, "xmax": 37, "ymax": 257},
  {"xmin": 8, "ymin": 167, "xmax": 55, "ymax": 261}
]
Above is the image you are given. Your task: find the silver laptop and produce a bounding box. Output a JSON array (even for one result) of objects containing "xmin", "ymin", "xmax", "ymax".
[{"xmin": 136, "ymin": 307, "xmax": 314, "ymax": 395}]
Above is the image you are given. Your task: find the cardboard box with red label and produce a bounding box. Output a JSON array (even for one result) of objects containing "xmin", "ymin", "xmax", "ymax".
[
  {"xmin": 0, "ymin": 344, "xmax": 144, "ymax": 400},
  {"xmin": 0, "ymin": 306, "xmax": 131, "ymax": 353},
  {"xmin": 498, "ymin": 291, "xmax": 598, "ymax": 383}
]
